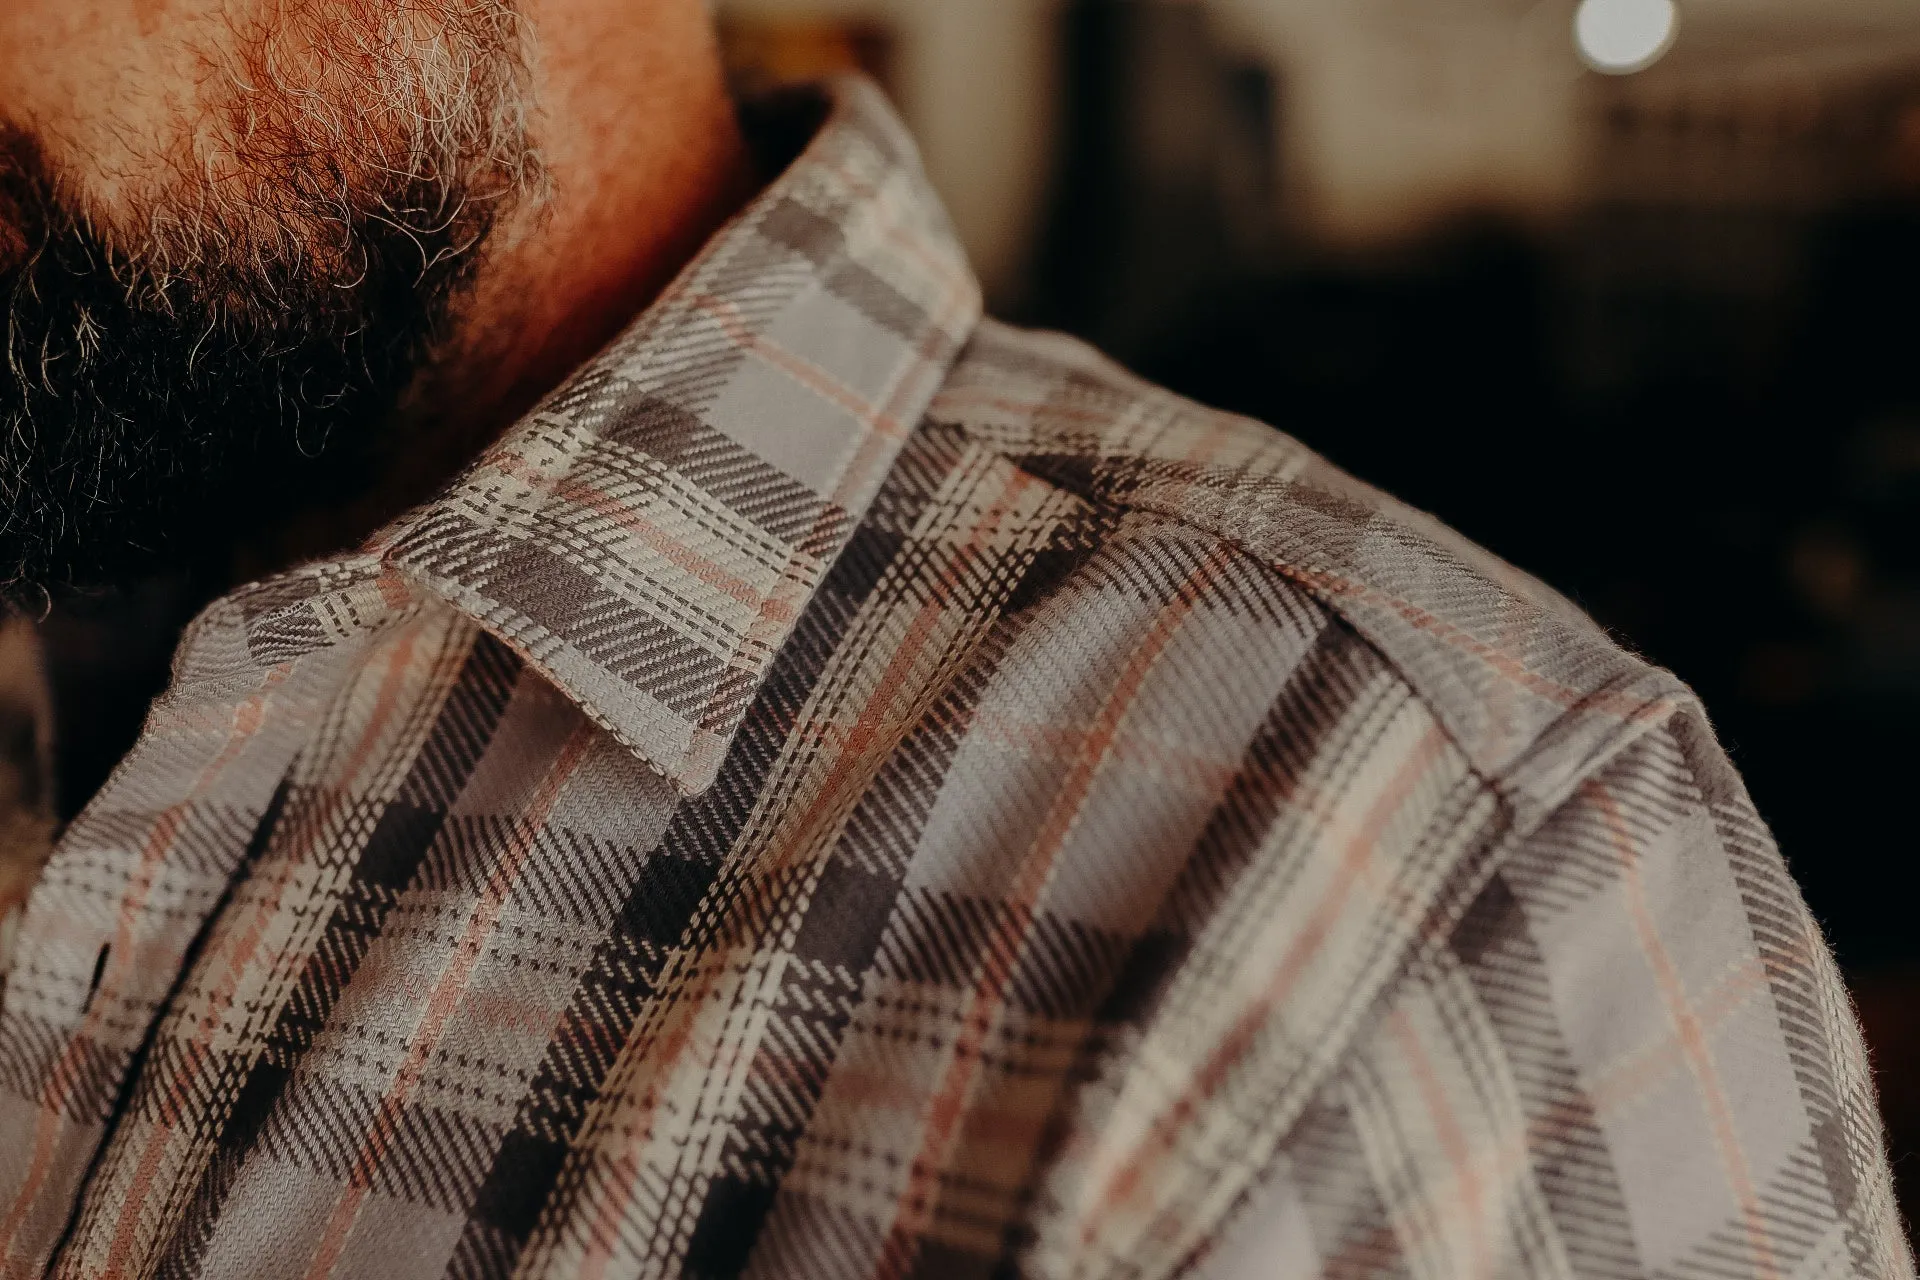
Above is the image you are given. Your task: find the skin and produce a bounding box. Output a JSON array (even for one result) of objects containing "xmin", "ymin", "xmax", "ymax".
[
  {"xmin": 437, "ymin": 0, "xmax": 760, "ymax": 442},
  {"xmin": 0, "ymin": 0, "xmax": 758, "ymax": 568},
  {"xmin": 373, "ymin": 0, "xmax": 764, "ymax": 545}
]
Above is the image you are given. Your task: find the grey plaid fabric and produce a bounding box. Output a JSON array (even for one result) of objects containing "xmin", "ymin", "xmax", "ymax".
[{"xmin": 0, "ymin": 78, "xmax": 1906, "ymax": 1280}]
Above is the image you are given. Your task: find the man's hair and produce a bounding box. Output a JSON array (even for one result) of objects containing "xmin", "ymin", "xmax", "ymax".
[{"xmin": 0, "ymin": 0, "xmax": 542, "ymax": 601}]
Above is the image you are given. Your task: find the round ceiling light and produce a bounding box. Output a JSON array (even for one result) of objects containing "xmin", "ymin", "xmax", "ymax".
[{"xmin": 1573, "ymin": 0, "xmax": 1680, "ymax": 75}]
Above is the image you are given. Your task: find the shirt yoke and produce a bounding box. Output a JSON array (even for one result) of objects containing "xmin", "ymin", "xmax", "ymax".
[
  {"xmin": 930, "ymin": 318, "xmax": 1696, "ymax": 836},
  {"xmin": 927, "ymin": 322, "xmax": 1903, "ymax": 1280}
]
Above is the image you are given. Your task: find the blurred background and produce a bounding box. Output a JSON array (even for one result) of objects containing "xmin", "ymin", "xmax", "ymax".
[
  {"xmin": 715, "ymin": 0, "xmax": 1920, "ymax": 1233},
  {"xmin": 13, "ymin": 0, "xmax": 1919, "ymax": 1242}
]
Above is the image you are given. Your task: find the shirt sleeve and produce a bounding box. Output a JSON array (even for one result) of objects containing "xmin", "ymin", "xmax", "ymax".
[{"xmin": 1194, "ymin": 708, "xmax": 1913, "ymax": 1280}]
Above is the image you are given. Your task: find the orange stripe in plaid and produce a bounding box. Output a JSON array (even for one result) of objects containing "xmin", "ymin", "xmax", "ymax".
[
  {"xmin": 476, "ymin": 444, "xmax": 789, "ymax": 625},
  {"xmin": 931, "ymin": 389, "xmax": 1129, "ymax": 428},
  {"xmin": 871, "ymin": 545, "xmax": 1237, "ymax": 1280},
  {"xmin": 0, "ymin": 656, "xmax": 299, "ymax": 1258},
  {"xmin": 1385, "ymin": 1004, "xmax": 1495, "ymax": 1278},
  {"xmin": 775, "ymin": 462, "xmax": 1044, "ymax": 873},
  {"xmin": 688, "ymin": 293, "xmax": 911, "ymax": 442},
  {"xmin": 572, "ymin": 955, "xmax": 744, "ymax": 1279},
  {"xmin": 679, "ymin": 275, "xmax": 979, "ymax": 782},
  {"xmin": 97, "ymin": 627, "xmax": 430, "ymax": 1276},
  {"xmin": 300, "ymin": 719, "xmax": 598, "ymax": 1280},
  {"xmin": 935, "ymin": 386, "xmax": 1682, "ymax": 724},
  {"xmin": 817, "ymin": 154, "xmax": 978, "ymax": 302},
  {"xmin": 1591, "ymin": 776, "xmax": 1784, "ymax": 1280},
  {"xmin": 1585, "ymin": 952, "xmax": 1772, "ymax": 1120},
  {"xmin": 569, "ymin": 445, "xmax": 1043, "ymax": 1280},
  {"xmin": 1078, "ymin": 719, "xmax": 1451, "ymax": 1246},
  {"xmin": 545, "ymin": 473, "xmax": 788, "ymax": 615},
  {"xmin": 1285, "ymin": 567, "xmax": 1681, "ymax": 721}
]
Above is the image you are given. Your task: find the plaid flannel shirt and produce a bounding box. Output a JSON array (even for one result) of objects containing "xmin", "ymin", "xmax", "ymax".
[{"xmin": 0, "ymin": 79, "xmax": 1907, "ymax": 1280}]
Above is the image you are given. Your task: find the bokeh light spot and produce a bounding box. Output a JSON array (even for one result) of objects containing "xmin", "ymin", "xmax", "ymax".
[{"xmin": 1574, "ymin": 0, "xmax": 1679, "ymax": 75}]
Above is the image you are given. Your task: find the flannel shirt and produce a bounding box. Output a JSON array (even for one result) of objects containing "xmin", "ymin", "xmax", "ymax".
[{"xmin": 0, "ymin": 78, "xmax": 1907, "ymax": 1280}]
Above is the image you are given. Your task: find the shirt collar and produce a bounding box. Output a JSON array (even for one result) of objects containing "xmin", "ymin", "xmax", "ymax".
[{"xmin": 377, "ymin": 78, "xmax": 982, "ymax": 795}]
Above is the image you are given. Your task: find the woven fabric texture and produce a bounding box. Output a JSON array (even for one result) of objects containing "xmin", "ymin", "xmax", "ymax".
[{"xmin": 0, "ymin": 79, "xmax": 1905, "ymax": 1280}]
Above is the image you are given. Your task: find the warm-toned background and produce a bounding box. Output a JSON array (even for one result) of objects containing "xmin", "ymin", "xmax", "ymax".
[{"xmin": 9, "ymin": 0, "xmax": 1920, "ymax": 1247}]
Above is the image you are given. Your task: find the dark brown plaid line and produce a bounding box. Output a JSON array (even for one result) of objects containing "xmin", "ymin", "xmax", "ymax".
[
  {"xmin": 675, "ymin": 452, "xmax": 1121, "ymax": 1279},
  {"xmin": 506, "ymin": 440, "xmax": 1102, "ymax": 1276},
  {"xmin": 121, "ymin": 631, "xmax": 524, "ymax": 1276},
  {"xmin": 1445, "ymin": 871, "xmax": 1645, "ymax": 1280},
  {"xmin": 438, "ymin": 470, "xmax": 961, "ymax": 1277}
]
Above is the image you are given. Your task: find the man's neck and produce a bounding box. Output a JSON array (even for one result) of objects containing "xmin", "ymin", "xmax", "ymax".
[
  {"xmin": 442, "ymin": 0, "xmax": 758, "ymax": 441},
  {"xmin": 242, "ymin": 0, "xmax": 758, "ymax": 578}
]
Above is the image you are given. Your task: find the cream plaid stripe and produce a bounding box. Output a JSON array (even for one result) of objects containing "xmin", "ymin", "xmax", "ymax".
[{"xmin": 0, "ymin": 79, "xmax": 1904, "ymax": 1280}]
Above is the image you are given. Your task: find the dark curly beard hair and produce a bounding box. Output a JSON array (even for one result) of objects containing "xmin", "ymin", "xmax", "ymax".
[{"xmin": 0, "ymin": 1, "xmax": 537, "ymax": 603}]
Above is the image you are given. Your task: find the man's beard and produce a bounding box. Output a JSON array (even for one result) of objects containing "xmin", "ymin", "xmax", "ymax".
[{"xmin": 0, "ymin": 0, "xmax": 540, "ymax": 602}]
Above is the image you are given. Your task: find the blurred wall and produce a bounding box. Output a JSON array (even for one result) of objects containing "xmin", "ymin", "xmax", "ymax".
[
  {"xmin": 1211, "ymin": 0, "xmax": 1583, "ymax": 241},
  {"xmin": 719, "ymin": 0, "xmax": 1920, "ymax": 289},
  {"xmin": 719, "ymin": 0, "xmax": 1062, "ymax": 303}
]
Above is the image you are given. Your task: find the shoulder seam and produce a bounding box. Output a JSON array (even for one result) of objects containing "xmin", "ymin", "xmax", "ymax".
[{"xmin": 927, "ymin": 379, "xmax": 1692, "ymax": 835}]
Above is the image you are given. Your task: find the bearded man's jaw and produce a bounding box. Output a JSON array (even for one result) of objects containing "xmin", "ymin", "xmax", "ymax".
[{"xmin": 0, "ymin": 1, "xmax": 538, "ymax": 603}]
